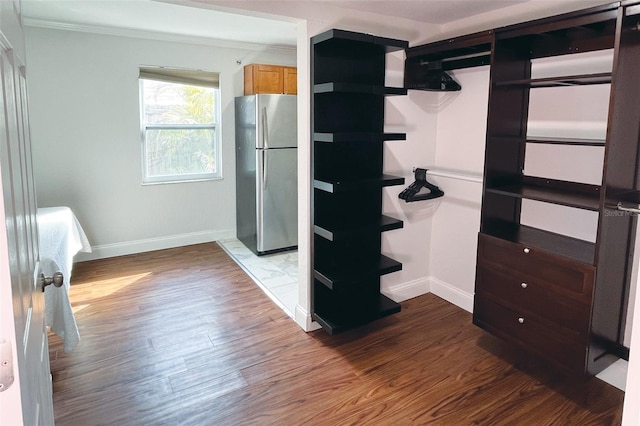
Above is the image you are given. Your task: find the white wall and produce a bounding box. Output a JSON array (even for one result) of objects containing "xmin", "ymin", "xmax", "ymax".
[
  {"xmin": 381, "ymin": 52, "xmax": 439, "ymax": 301},
  {"xmin": 427, "ymin": 67, "xmax": 489, "ymax": 311},
  {"xmin": 25, "ymin": 27, "xmax": 296, "ymax": 260}
]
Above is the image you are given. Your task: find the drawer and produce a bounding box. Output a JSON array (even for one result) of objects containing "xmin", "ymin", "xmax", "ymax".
[
  {"xmin": 476, "ymin": 266, "xmax": 590, "ymax": 339},
  {"xmin": 474, "ymin": 295, "xmax": 587, "ymax": 374},
  {"xmin": 477, "ymin": 233, "xmax": 594, "ymax": 301}
]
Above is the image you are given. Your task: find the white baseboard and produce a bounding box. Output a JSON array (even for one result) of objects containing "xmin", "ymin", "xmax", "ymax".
[
  {"xmin": 428, "ymin": 276, "xmax": 474, "ymax": 313},
  {"xmin": 383, "ymin": 277, "xmax": 431, "ymax": 302},
  {"xmin": 75, "ymin": 229, "xmax": 235, "ymax": 261},
  {"xmin": 295, "ymin": 304, "xmax": 321, "ymax": 332},
  {"xmin": 383, "ymin": 276, "xmax": 474, "ymax": 313}
]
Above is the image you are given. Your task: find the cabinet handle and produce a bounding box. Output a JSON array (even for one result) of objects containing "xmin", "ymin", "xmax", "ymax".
[
  {"xmin": 523, "ymin": 247, "xmax": 530, "ymax": 254},
  {"xmin": 521, "ymin": 282, "xmax": 527, "ymax": 289},
  {"xmin": 617, "ymin": 201, "xmax": 640, "ymax": 214},
  {"xmin": 518, "ymin": 317, "xmax": 524, "ymax": 324}
]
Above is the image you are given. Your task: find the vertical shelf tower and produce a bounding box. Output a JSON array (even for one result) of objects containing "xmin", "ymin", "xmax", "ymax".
[{"xmin": 311, "ymin": 29, "xmax": 408, "ymax": 334}]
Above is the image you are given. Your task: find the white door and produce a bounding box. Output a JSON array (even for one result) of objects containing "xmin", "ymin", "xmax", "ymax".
[{"xmin": 0, "ymin": 4, "xmax": 55, "ymax": 424}]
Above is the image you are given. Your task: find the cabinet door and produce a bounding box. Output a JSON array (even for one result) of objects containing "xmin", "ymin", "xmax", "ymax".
[
  {"xmin": 245, "ymin": 64, "xmax": 283, "ymax": 95},
  {"xmin": 283, "ymin": 66, "xmax": 297, "ymax": 94}
]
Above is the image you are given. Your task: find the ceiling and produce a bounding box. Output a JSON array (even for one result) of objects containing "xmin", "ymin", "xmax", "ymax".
[
  {"xmin": 21, "ymin": 0, "xmax": 300, "ymax": 46},
  {"xmin": 313, "ymin": 0, "xmax": 528, "ymax": 24},
  {"xmin": 21, "ymin": 0, "xmax": 531, "ymax": 46}
]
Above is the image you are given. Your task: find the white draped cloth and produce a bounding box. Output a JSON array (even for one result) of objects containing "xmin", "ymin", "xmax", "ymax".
[{"xmin": 38, "ymin": 206, "xmax": 91, "ymax": 352}]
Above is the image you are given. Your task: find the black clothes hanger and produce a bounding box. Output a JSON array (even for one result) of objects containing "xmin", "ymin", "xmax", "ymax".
[{"xmin": 399, "ymin": 168, "xmax": 444, "ymax": 202}]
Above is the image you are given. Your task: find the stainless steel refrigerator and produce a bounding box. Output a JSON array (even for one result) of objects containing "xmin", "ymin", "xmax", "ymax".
[{"xmin": 235, "ymin": 94, "xmax": 298, "ymax": 255}]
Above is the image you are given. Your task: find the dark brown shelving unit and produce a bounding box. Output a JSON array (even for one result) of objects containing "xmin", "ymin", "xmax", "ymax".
[
  {"xmin": 485, "ymin": 177, "xmax": 601, "ymax": 211},
  {"xmin": 494, "ymin": 72, "xmax": 612, "ymax": 88},
  {"xmin": 313, "ymin": 174, "xmax": 405, "ymax": 193},
  {"xmin": 312, "ymin": 291, "xmax": 401, "ymax": 334},
  {"xmin": 314, "ymin": 82, "xmax": 407, "ymax": 96},
  {"xmin": 311, "ymin": 28, "xmax": 407, "ymax": 334},
  {"xmin": 405, "ymin": 30, "xmax": 493, "ymax": 90},
  {"xmin": 481, "ymin": 221, "xmax": 596, "ymax": 265},
  {"xmin": 400, "ymin": 0, "xmax": 639, "ymax": 376},
  {"xmin": 472, "ymin": 3, "xmax": 638, "ymax": 376},
  {"xmin": 526, "ymin": 136, "xmax": 606, "ymax": 146},
  {"xmin": 313, "ymin": 132, "xmax": 406, "ymax": 143},
  {"xmin": 314, "ymin": 254, "xmax": 403, "ymax": 290},
  {"xmin": 314, "ymin": 215, "xmax": 403, "ymax": 242}
]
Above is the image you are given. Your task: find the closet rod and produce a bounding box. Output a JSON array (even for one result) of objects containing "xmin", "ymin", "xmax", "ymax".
[{"xmin": 417, "ymin": 167, "xmax": 483, "ymax": 184}]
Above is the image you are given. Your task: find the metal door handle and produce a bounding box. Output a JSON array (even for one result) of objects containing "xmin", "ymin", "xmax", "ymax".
[
  {"xmin": 41, "ymin": 272, "xmax": 63, "ymax": 292},
  {"xmin": 616, "ymin": 201, "xmax": 640, "ymax": 214},
  {"xmin": 262, "ymin": 107, "xmax": 269, "ymax": 150},
  {"xmin": 263, "ymin": 150, "xmax": 268, "ymax": 191}
]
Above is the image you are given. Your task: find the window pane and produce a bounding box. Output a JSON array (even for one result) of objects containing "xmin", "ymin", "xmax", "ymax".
[
  {"xmin": 143, "ymin": 79, "xmax": 215, "ymax": 125},
  {"xmin": 145, "ymin": 128, "xmax": 216, "ymax": 177}
]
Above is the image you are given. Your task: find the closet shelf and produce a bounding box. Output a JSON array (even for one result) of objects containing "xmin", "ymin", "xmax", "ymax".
[
  {"xmin": 314, "ymin": 174, "xmax": 405, "ymax": 193},
  {"xmin": 314, "ymin": 132, "xmax": 406, "ymax": 143},
  {"xmin": 314, "ymin": 215, "xmax": 403, "ymax": 242},
  {"xmin": 311, "ymin": 293, "xmax": 401, "ymax": 335},
  {"xmin": 312, "ymin": 28, "xmax": 408, "ymax": 52},
  {"xmin": 486, "ymin": 177, "xmax": 601, "ymax": 211},
  {"xmin": 495, "ymin": 72, "xmax": 611, "ymax": 88},
  {"xmin": 481, "ymin": 221, "xmax": 596, "ymax": 265},
  {"xmin": 314, "ymin": 254, "xmax": 402, "ymax": 290},
  {"xmin": 527, "ymin": 137, "xmax": 606, "ymax": 146},
  {"xmin": 405, "ymin": 30, "xmax": 493, "ymax": 61},
  {"xmin": 314, "ymin": 82, "xmax": 407, "ymax": 96}
]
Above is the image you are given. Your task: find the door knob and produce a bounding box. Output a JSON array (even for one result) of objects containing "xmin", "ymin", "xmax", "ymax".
[{"xmin": 41, "ymin": 272, "xmax": 63, "ymax": 292}]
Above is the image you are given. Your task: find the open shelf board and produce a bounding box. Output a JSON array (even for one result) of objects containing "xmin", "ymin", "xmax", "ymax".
[
  {"xmin": 314, "ymin": 174, "xmax": 405, "ymax": 193},
  {"xmin": 486, "ymin": 177, "xmax": 601, "ymax": 211},
  {"xmin": 527, "ymin": 136, "xmax": 606, "ymax": 146},
  {"xmin": 481, "ymin": 222, "xmax": 596, "ymax": 265},
  {"xmin": 312, "ymin": 28, "xmax": 408, "ymax": 53},
  {"xmin": 314, "ymin": 82, "xmax": 407, "ymax": 96},
  {"xmin": 314, "ymin": 132, "xmax": 406, "ymax": 143},
  {"xmin": 314, "ymin": 254, "xmax": 402, "ymax": 290},
  {"xmin": 405, "ymin": 30, "xmax": 493, "ymax": 71},
  {"xmin": 312, "ymin": 293, "xmax": 401, "ymax": 335},
  {"xmin": 314, "ymin": 215, "xmax": 403, "ymax": 242},
  {"xmin": 495, "ymin": 72, "xmax": 611, "ymax": 88}
]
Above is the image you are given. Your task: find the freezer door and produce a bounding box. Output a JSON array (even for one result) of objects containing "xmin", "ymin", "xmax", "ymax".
[
  {"xmin": 256, "ymin": 94, "xmax": 297, "ymax": 149},
  {"xmin": 256, "ymin": 148, "xmax": 298, "ymax": 252}
]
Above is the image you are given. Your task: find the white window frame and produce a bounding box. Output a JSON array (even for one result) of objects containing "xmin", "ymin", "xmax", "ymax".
[{"xmin": 139, "ymin": 69, "xmax": 222, "ymax": 185}]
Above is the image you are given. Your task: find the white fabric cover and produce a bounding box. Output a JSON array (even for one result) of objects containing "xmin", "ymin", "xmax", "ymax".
[{"xmin": 38, "ymin": 207, "xmax": 91, "ymax": 352}]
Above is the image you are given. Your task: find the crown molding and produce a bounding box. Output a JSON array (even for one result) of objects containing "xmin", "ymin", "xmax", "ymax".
[{"xmin": 23, "ymin": 17, "xmax": 297, "ymax": 55}]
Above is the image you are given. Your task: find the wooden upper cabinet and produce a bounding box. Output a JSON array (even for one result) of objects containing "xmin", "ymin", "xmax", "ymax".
[
  {"xmin": 244, "ymin": 64, "xmax": 297, "ymax": 95},
  {"xmin": 283, "ymin": 66, "xmax": 297, "ymax": 95}
]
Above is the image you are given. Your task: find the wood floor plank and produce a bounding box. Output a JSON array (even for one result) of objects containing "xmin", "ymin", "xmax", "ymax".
[{"xmin": 50, "ymin": 242, "xmax": 624, "ymax": 425}]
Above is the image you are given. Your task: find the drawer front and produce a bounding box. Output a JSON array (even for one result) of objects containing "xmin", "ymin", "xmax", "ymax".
[
  {"xmin": 474, "ymin": 295, "xmax": 587, "ymax": 374},
  {"xmin": 478, "ymin": 234, "xmax": 594, "ymax": 302},
  {"xmin": 476, "ymin": 266, "xmax": 590, "ymax": 340}
]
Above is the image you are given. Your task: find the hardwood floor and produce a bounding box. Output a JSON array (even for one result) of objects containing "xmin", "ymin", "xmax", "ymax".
[{"xmin": 48, "ymin": 242, "xmax": 624, "ymax": 425}]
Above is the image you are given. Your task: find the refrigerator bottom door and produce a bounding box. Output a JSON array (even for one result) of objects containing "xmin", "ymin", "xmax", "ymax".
[{"xmin": 257, "ymin": 148, "xmax": 298, "ymax": 253}]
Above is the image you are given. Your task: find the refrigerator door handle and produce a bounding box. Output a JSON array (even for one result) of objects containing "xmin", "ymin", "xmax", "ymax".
[
  {"xmin": 261, "ymin": 150, "xmax": 268, "ymax": 191},
  {"xmin": 262, "ymin": 107, "xmax": 269, "ymax": 150}
]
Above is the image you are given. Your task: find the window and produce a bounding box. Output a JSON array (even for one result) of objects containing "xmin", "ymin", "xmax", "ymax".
[{"xmin": 139, "ymin": 67, "xmax": 221, "ymax": 184}]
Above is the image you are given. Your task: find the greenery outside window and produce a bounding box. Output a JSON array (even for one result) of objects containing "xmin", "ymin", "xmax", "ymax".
[{"xmin": 139, "ymin": 67, "xmax": 221, "ymax": 184}]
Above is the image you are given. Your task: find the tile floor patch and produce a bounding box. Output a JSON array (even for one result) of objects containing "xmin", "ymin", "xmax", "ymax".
[{"xmin": 217, "ymin": 238, "xmax": 297, "ymax": 318}]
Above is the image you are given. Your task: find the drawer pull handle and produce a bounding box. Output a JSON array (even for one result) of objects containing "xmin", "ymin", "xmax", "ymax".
[
  {"xmin": 523, "ymin": 247, "xmax": 530, "ymax": 254},
  {"xmin": 521, "ymin": 282, "xmax": 528, "ymax": 289},
  {"xmin": 518, "ymin": 317, "xmax": 524, "ymax": 324},
  {"xmin": 617, "ymin": 201, "xmax": 640, "ymax": 214}
]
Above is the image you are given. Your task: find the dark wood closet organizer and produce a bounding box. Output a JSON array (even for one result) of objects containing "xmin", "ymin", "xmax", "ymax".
[
  {"xmin": 405, "ymin": 2, "xmax": 640, "ymax": 376},
  {"xmin": 311, "ymin": 29, "xmax": 408, "ymax": 334}
]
